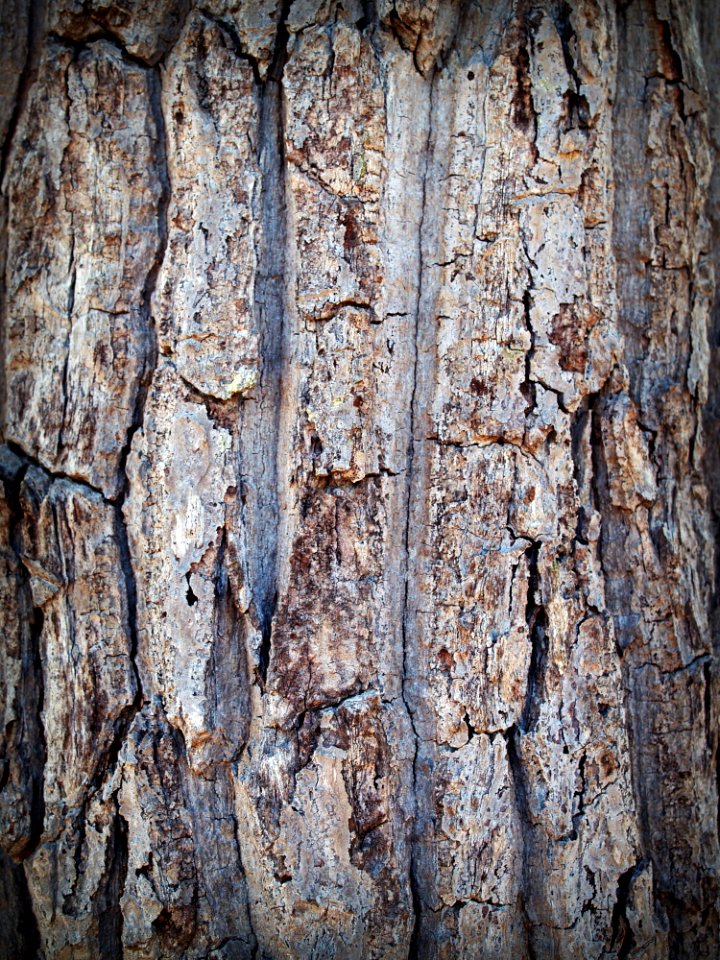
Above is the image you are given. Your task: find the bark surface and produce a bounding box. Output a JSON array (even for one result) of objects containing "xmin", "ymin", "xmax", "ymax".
[{"xmin": 0, "ymin": 1, "xmax": 718, "ymax": 958}]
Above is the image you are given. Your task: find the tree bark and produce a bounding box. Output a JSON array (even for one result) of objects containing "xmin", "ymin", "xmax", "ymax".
[{"xmin": 1, "ymin": 1, "xmax": 718, "ymax": 958}]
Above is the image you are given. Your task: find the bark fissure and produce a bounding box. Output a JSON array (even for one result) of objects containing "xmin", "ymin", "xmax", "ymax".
[
  {"xmin": 609, "ymin": 859, "xmax": 646, "ymax": 960},
  {"xmin": 0, "ymin": 454, "xmax": 47, "ymax": 862},
  {"xmin": 400, "ymin": 60, "xmax": 436, "ymax": 955},
  {"xmin": 97, "ymin": 804, "xmax": 129, "ymax": 960},
  {"xmin": 505, "ymin": 725, "xmax": 538, "ymax": 960},
  {"xmin": 241, "ymin": 0, "xmax": 291, "ymax": 687},
  {"xmin": 1, "ymin": 852, "xmax": 43, "ymax": 959},
  {"xmin": 0, "ymin": 0, "xmax": 45, "ymax": 184},
  {"xmin": 520, "ymin": 541, "xmax": 548, "ymax": 733},
  {"xmin": 198, "ymin": 10, "xmax": 262, "ymax": 84},
  {"xmin": 115, "ymin": 60, "xmax": 168, "ymax": 494},
  {"xmin": 553, "ymin": 2, "xmax": 590, "ymax": 131},
  {"xmin": 5, "ymin": 442, "xmax": 107, "ymax": 502},
  {"xmin": 103, "ymin": 52, "xmax": 170, "ymax": 765}
]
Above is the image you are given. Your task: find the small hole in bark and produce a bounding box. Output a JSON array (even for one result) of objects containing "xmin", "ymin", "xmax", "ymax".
[
  {"xmin": 185, "ymin": 573, "xmax": 198, "ymax": 607},
  {"xmin": 355, "ymin": 16, "xmax": 368, "ymax": 30},
  {"xmin": 464, "ymin": 713, "xmax": 477, "ymax": 741},
  {"xmin": 467, "ymin": 70, "xmax": 475, "ymax": 80}
]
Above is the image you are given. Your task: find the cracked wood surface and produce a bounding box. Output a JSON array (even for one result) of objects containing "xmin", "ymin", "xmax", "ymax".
[{"xmin": 0, "ymin": 1, "xmax": 718, "ymax": 958}]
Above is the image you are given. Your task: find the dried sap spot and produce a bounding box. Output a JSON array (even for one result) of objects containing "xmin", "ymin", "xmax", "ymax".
[
  {"xmin": 549, "ymin": 303, "xmax": 601, "ymax": 373},
  {"xmin": 438, "ymin": 648, "xmax": 454, "ymax": 671},
  {"xmin": 512, "ymin": 43, "xmax": 534, "ymax": 132},
  {"xmin": 599, "ymin": 751, "xmax": 618, "ymax": 778},
  {"xmin": 343, "ymin": 206, "xmax": 361, "ymax": 254}
]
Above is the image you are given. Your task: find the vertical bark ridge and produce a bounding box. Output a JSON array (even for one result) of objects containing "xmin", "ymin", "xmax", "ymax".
[
  {"xmin": 103, "ymin": 52, "xmax": 171, "ymax": 950},
  {"xmin": 0, "ymin": 0, "xmax": 45, "ymax": 439},
  {"xmin": 607, "ymin": 0, "xmax": 719, "ymax": 953},
  {"xmin": 697, "ymin": 0, "xmax": 720, "ymax": 904}
]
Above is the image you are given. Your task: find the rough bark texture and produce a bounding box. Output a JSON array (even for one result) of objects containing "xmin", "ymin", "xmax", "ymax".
[{"xmin": 0, "ymin": 1, "xmax": 718, "ymax": 958}]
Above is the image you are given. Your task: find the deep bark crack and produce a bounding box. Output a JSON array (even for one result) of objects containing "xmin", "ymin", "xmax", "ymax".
[
  {"xmin": 400, "ymin": 63, "xmax": 436, "ymax": 958},
  {"xmin": 520, "ymin": 541, "xmax": 548, "ymax": 733},
  {"xmin": 0, "ymin": 0, "xmax": 46, "ymax": 185},
  {"xmin": 0, "ymin": 453, "xmax": 46, "ymax": 863},
  {"xmin": 505, "ymin": 725, "xmax": 538, "ymax": 960},
  {"xmin": 243, "ymin": 0, "xmax": 291, "ymax": 688}
]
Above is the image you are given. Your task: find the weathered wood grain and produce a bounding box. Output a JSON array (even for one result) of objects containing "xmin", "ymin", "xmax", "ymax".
[{"xmin": 0, "ymin": 1, "xmax": 717, "ymax": 958}]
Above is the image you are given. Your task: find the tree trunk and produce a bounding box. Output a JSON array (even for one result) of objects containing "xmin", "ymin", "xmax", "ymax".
[{"xmin": 1, "ymin": 1, "xmax": 718, "ymax": 957}]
